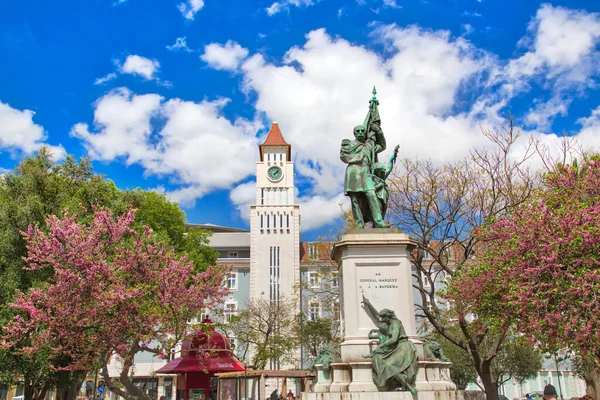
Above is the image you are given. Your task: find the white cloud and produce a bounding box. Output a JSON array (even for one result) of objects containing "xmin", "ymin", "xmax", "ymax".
[
  {"xmin": 71, "ymin": 88, "xmax": 261, "ymax": 207},
  {"xmin": 0, "ymin": 101, "xmax": 64, "ymax": 158},
  {"xmin": 230, "ymin": 181, "xmax": 256, "ymax": 221},
  {"xmin": 503, "ymin": 4, "xmax": 600, "ymax": 130},
  {"xmin": 167, "ymin": 37, "xmax": 192, "ymax": 52},
  {"xmin": 530, "ymin": 4, "xmax": 600, "ymax": 72},
  {"xmin": 231, "ymin": 26, "xmax": 498, "ymax": 233},
  {"xmin": 120, "ymin": 55, "xmax": 160, "ymax": 80},
  {"xmin": 574, "ymin": 106, "xmax": 600, "ymax": 152},
  {"xmin": 265, "ymin": 0, "xmax": 317, "ymax": 16},
  {"xmin": 297, "ymin": 193, "xmax": 348, "ymax": 232},
  {"xmin": 201, "ymin": 41, "xmax": 249, "ymax": 71},
  {"xmin": 178, "ymin": 0, "xmax": 204, "ymax": 20},
  {"xmin": 383, "ymin": 0, "xmax": 401, "ymax": 9},
  {"xmin": 71, "ymin": 88, "xmax": 162, "ymax": 162},
  {"xmin": 94, "ymin": 72, "xmax": 117, "ymax": 85},
  {"xmin": 507, "ymin": 4, "xmax": 600, "ymax": 81},
  {"xmin": 71, "ymin": 4, "xmax": 600, "ymax": 232},
  {"xmin": 462, "ymin": 23, "xmax": 474, "ymax": 36},
  {"xmin": 525, "ymin": 95, "xmax": 570, "ymax": 131}
]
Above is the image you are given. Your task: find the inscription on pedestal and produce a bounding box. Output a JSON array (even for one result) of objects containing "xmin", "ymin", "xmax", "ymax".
[
  {"xmin": 354, "ymin": 265, "xmax": 401, "ymax": 334},
  {"xmin": 356, "ymin": 265, "xmax": 399, "ymax": 303},
  {"xmin": 358, "ymin": 274, "xmax": 399, "ymax": 290}
]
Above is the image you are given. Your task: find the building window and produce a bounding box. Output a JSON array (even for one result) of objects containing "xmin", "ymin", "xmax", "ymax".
[
  {"xmin": 331, "ymin": 272, "xmax": 339, "ymax": 288},
  {"xmin": 308, "ymin": 243, "xmax": 319, "ymax": 259},
  {"xmin": 261, "ymin": 188, "xmax": 264, "ymax": 205},
  {"xmin": 228, "ymin": 252, "xmax": 238, "ymax": 258},
  {"xmin": 260, "ymin": 214, "xmax": 263, "ymax": 229},
  {"xmin": 280, "ymin": 153, "xmax": 282, "ymax": 161},
  {"xmin": 426, "ymin": 298, "xmax": 436, "ymax": 313},
  {"xmin": 422, "ymin": 271, "xmax": 431, "ymax": 288},
  {"xmin": 267, "ymin": 154, "xmax": 270, "ymax": 161},
  {"xmin": 286, "ymin": 214, "xmax": 290, "ymax": 228},
  {"xmin": 227, "ymin": 272, "xmax": 238, "ymax": 290},
  {"xmin": 270, "ymin": 246, "xmax": 280, "ymax": 302},
  {"xmin": 308, "ymin": 271, "xmax": 319, "ymax": 288},
  {"xmin": 333, "ymin": 302, "xmax": 340, "ymax": 321},
  {"xmin": 224, "ymin": 301, "xmax": 237, "ymax": 323},
  {"xmin": 193, "ymin": 311, "xmax": 207, "ymax": 324},
  {"xmin": 309, "ymin": 301, "xmax": 321, "ymax": 321}
]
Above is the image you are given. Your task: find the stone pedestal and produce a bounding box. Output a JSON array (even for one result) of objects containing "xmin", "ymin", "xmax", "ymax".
[
  {"xmin": 348, "ymin": 362, "xmax": 378, "ymax": 392},
  {"xmin": 304, "ymin": 228, "xmax": 457, "ymax": 400},
  {"xmin": 313, "ymin": 365, "xmax": 332, "ymax": 392},
  {"xmin": 329, "ymin": 363, "xmax": 351, "ymax": 392},
  {"xmin": 332, "ymin": 228, "xmax": 418, "ymax": 388}
]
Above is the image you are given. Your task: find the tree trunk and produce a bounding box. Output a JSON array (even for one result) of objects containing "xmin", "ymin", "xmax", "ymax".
[
  {"xmin": 480, "ymin": 360, "xmax": 499, "ymax": 400},
  {"xmin": 25, "ymin": 383, "xmax": 50, "ymax": 400},
  {"xmin": 581, "ymin": 356, "xmax": 600, "ymax": 398},
  {"xmin": 24, "ymin": 385, "xmax": 34, "ymax": 400},
  {"xmin": 55, "ymin": 370, "xmax": 85, "ymax": 400}
]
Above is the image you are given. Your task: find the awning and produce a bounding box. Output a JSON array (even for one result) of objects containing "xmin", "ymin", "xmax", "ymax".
[{"xmin": 155, "ymin": 355, "xmax": 245, "ymax": 374}]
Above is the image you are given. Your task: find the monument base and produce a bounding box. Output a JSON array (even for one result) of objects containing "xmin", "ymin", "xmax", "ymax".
[{"xmin": 303, "ymin": 390, "xmax": 471, "ymax": 400}]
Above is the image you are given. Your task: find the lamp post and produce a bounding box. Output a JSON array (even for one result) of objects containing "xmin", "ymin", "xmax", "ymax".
[
  {"xmin": 554, "ymin": 354, "xmax": 564, "ymax": 400},
  {"xmin": 244, "ymin": 360, "xmax": 247, "ymax": 400}
]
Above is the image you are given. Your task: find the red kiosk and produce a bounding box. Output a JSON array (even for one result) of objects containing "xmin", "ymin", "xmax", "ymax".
[{"xmin": 156, "ymin": 317, "xmax": 245, "ymax": 400}]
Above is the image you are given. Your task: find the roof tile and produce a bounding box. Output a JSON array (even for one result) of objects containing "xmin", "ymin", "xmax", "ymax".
[{"xmin": 261, "ymin": 122, "xmax": 289, "ymax": 146}]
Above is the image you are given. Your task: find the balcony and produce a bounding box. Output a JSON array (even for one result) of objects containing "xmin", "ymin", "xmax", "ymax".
[{"xmin": 216, "ymin": 257, "xmax": 250, "ymax": 267}]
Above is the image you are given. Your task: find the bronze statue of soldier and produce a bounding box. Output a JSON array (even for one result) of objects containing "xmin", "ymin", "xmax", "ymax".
[{"xmin": 340, "ymin": 88, "xmax": 398, "ymax": 228}]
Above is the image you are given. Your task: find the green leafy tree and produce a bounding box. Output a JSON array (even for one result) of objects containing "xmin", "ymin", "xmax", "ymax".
[
  {"xmin": 297, "ymin": 316, "xmax": 338, "ymax": 368},
  {"xmin": 182, "ymin": 226, "xmax": 220, "ymax": 273},
  {"xmin": 120, "ymin": 189, "xmax": 218, "ymax": 272},
  {"xmin": 0, "ymin": 149, "xmax": 122, "ymax": 400},
  {"xmin": 448, "ymin": 156, "xmax": 600, "ymax": 397},
  {"xmin": 227, "ymin": 296, "xmax": 299, "ymax": 369},
  {"xmin": 428, "ymin": 326, "xmax": 542, "ymax": 392},
  {"xmin": 385, "ymin": 121, "xmax": 541, "ymax": 400},
  {"xmin": 0, "ymin": 149, "xmax": 218, "ymax": 399}
]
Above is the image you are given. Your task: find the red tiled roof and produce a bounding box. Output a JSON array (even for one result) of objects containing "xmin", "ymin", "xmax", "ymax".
[
  {"xmin": 259, "ymin": 122, "xmax": 291, "ymax": 161},
  {"xmin": 261, "ymin": 122, "xmax": 289, "ymax": 146}
]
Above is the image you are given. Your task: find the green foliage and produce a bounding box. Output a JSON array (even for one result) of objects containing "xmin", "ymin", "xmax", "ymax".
[
  {"xmin": 427, "ymin": 328, "xmax": 478, "ymax": 390},
  {"xmin": 182, "ymin": 227, "xmax": 219, "ymax": 272},
  {"xmin": 120, "ymin": 190, "xmax": 218, "ymax": 272},
  {"xmin": 226, "ymin": 296, "xmax": 299, "ymax": 369},
  {"xmin": 493, "ymin": 336, "xmax": 543, "ymax": 386},
  {"xmin": 121, "ymin": 189, "xmax": 186, "ymax": 247},
  {"xmin": 428, "ymin": 327, "xmax": 542, "ymax": 390},
  {"xmin": 297, "ymin": 316, "xmax": 337, "ymax": 366},
  {"xmin": 0, "ymin": 148, "xmax": 218, "ymax": 398}
]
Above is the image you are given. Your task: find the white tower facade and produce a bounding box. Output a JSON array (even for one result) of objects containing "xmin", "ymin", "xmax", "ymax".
[{"xmin": 250, "ymin": 122, "xmax": 300, "ymax": 304}]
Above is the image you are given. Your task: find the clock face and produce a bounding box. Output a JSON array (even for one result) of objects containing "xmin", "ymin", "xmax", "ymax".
[{"xmin": 268, "ymin": 166, "xmax": 283, "ymax": 181}]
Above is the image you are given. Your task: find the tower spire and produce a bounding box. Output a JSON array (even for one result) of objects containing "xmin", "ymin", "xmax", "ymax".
[{"xmin": 259, "ymin": 122, "xmax": 291, "ymax": 161}]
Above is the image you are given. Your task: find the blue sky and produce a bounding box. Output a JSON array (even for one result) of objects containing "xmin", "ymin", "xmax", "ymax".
[{"xmin": 1, "ymin": 0, "xmax": 599, "ymax": 240}]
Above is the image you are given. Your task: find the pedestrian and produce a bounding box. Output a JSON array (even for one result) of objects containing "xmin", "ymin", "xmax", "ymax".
[
  {"xmin": 270, "ymin": 389, "xmax": 279, "ymax": 400},
  {"xmin": 286, "ymin": 390, "xmax": 295, "ymax": 400},
  {"xmin": 543, "ymin": 384, "xmax": 558, "ymax": 400}
]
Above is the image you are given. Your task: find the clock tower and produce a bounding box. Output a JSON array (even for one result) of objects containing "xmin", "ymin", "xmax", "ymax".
[{"xmin": 250, "ymin": 122, "xmax": 300, "ymax": 305}]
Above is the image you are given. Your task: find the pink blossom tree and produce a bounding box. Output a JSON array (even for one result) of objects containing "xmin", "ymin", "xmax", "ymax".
[
  {"xmin": 2, "ymin": 208, "xmax": 228, "ymax": 400},
  {"xmin": 447, "ymin": 157, "xmax": 600, "ymax": 396}
]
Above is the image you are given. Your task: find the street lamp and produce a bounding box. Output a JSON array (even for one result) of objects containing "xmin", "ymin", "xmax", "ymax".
[{"xmin": 244, "ymin": 360, "xmax": 247, "ymax": 400}]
